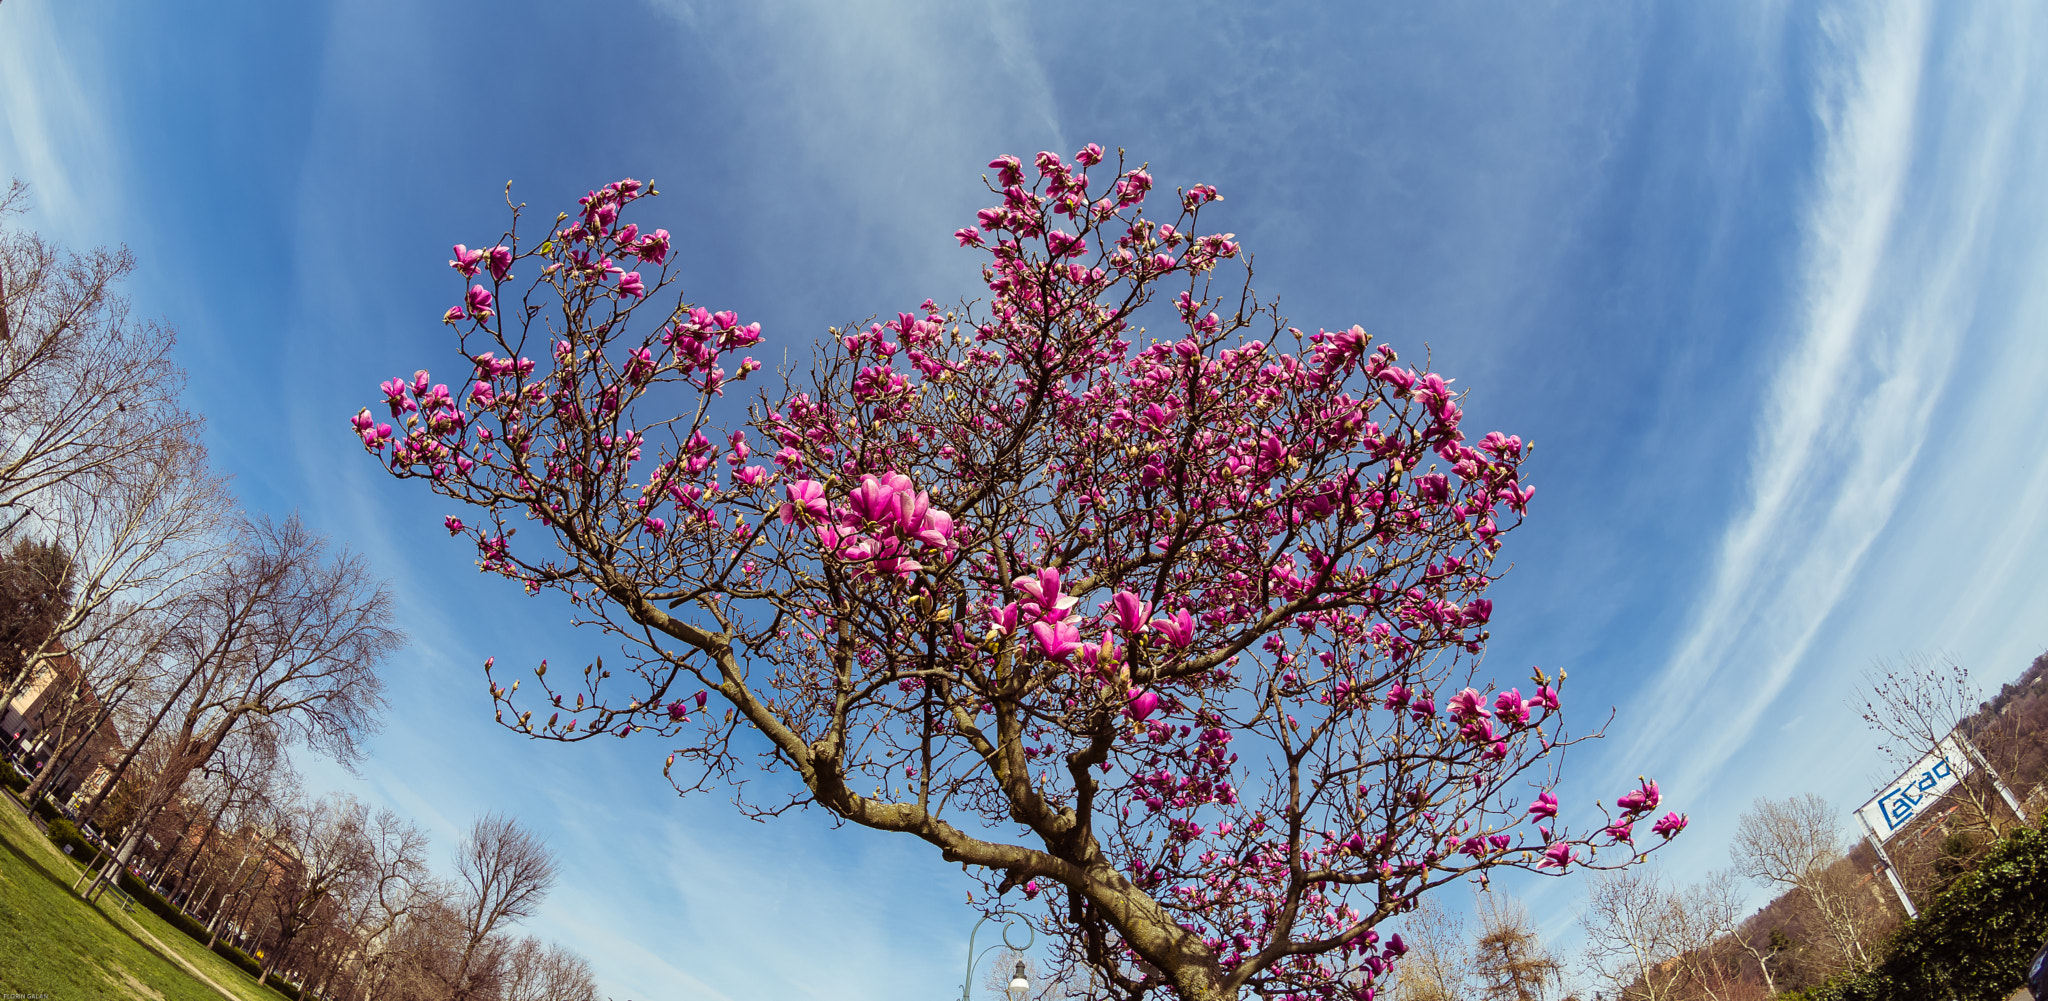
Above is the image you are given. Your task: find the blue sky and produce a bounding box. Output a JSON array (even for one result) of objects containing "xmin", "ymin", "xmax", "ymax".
[{"xmin": 5, "ymin": 1, "xmax": 2047, "ymax": 997}]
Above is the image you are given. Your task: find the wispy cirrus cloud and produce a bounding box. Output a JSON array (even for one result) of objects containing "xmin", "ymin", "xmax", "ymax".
[
  {"xmin": 0, "ymin": 4, "xmax": 129, "ymax": 243},
  {"xmin": 1616, "ymin": 0, "xmax": 2043, "ymax": 806}
]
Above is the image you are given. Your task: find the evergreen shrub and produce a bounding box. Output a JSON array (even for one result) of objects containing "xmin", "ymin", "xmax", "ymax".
[
  {"xmin": 1791, "ymin": 823, "xmax": 2048, "ymax": 1001},
  {"xmin": 43, "ymin": 817, "xmax": 94, "ymax": 860}
]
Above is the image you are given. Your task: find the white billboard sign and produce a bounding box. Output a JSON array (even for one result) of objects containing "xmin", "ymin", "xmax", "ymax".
[{"xmin": 1856, "ymin": 735, "xmax": 1973, "ymax": 841}]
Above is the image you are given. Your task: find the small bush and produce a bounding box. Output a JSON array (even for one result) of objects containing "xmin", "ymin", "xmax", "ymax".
[
  {"xmin": 265, "ymin": 972, "xmax": 304, "ymax": 1000},
  {"xmin": 44, "ymin": 818, "xmax": 95, "ymax": 860},
  {"xmin": 0, "ymin": 760, "xmax": 25, "ymax": 792},
  {"xmin": 30, "ymin": 794, "xmax": 61, "ymax": 824},
  {"xmin": 213, "ymin": 941, "xmax": 263, "ymax": 978}
]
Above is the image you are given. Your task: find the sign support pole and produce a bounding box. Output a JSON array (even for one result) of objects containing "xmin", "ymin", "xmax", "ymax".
[
  {"xmin": 1855, "ymin": 811, "xmax": 1917, "ymax": 919},
  {"xmin": 1955, "ymin": 730, "xmax": 2027, "ymax": 822}
]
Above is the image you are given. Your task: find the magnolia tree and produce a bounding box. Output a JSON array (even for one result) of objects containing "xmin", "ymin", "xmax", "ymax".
[{"xmin": 356, "ymin": 146, "xmax": 1683, "ymax": 1001}]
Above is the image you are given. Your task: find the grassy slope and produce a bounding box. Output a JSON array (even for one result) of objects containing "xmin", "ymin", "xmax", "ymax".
[{"xmin": 0, "ymin": 795, "xmax": 279, "ymax": 1001}]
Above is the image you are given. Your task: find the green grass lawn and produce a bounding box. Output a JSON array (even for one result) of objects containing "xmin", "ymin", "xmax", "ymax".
[{"xmin": 0, "ymin": 793, "xmax": 281, "ymax": 1001}]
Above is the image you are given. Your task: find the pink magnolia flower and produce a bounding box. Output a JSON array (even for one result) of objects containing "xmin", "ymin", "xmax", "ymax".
[
  {"xmin": 466, "ymin": 285, "xmax": 495, "ymax": 320},
  {"xmin": 1386, "ymin": 934, "xmax": 1407, "ymax": 957},
  {"xmin": 1531, "ymin": 684, "xmax": 1561, "ymax": 711},
  {"xmin": 638, "ymin": 229, "xmax": 671, "ymax": 265},
  {"xmin": 487, "ymin": 245, "xmax": 513, "ymax": 281},
  {"xmin": 1127, "ymin": 689, "xmax": 1161, "ymax": 721},
  {"xmin": 1493, "ymin": 689, "xmax": 1531, "ymax": 727},
  {"xmin": 780, "ymin": 480, "xmax": 829, "ymax": 524},
  {"xmin": 1604, "ymin": 819, "xmax": 1635, "ymax": 844},
  {"xmin": 694, "ymin": 690, "xmax": 708, "ymax": 709},
  {"xmin": 1110, "ymin": 591, "xmax": 1151, "ymax": 633},
  {"xmin": 847, "ymin": 473, "xmax": 906, "ymax": 525},
  {"xmin": 666, "ymin": 700, "xmax": 689, "ymax": 722},
  {"xmin": 1527, "ymin": 790, "xmax": 1558, "ymax": 820},
  {"xmin": 449, "ymin": 244, "xmax": 485, "ymax": 277},
  {"xmin": 1150, "ymin": 609, "xmax": 1196, "ymax": 648},
  {"xmin": 442, "ymin": 305, "xmax": 465, "ymax": 325},
  {"xmin": 1652, "ymin": 812, "xmax": 1688, "ymax": 839},
  {"xmin": 1030, "ymin": 620, "xmax": 1081, "ymax": 661},
  {"xmin": 1459, "ymin": 718, "xmax": 1497, "ymax": 744},
  {"xmin": 643, "ymin": 517, "xmax": 667, "ymax": 536},
  {"xmin": 1409, "ymin": 694, "xmax": 1437, "ymax": 721},
  {"xmin": 987, "ymin": 154, "xmax": 1024, "ymax": 187},
  {"xmin": 988, "ymin": 604, "xmax": 1022, "ymax": 638},
  {"xmin": 617, "ymin": 272, "xmax": 647, "ymax": 299},
  {"xmin": 1446, "ymin": 688, "xmax": 1490, "ymax": 722},
  {"xmin": 1014, "ymin": 567, "xmax": 1079, "ymax": 618},
  {"xmin": 444, "ymin": 516, "xmax": 464, "ymax": 535},
  {"xmin": 1046, "ymin": 229, "xmax": 1088, "ymax": 258},
  {"xmin": 1382, "ymin": 682, "xmax": 1412, "ymax": 711},
  {"xmin": 1615, "ymin": 779, "xmax": 1660, "ymax": 815},
  {"xmin": 1537, "ymin": 841, "xmax": 1574, "ymax": 870},
  {"xmin": 889, "ymin": 485, "xmax": 931, "ymax": 535},
  {"xmin": 914, "ymin": 507, "xmax": 955, "ymax": 548}
]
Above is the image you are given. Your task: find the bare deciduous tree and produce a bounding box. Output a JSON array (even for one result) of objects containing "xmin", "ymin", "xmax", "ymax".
[
  {"xmin": 338, "ymin": 807, "xmax": 434, "ymax": 998},
  {"xmin": 1390, "ymin": 893, "xmax": 1468, "ymax": 1001},
  {"xmin": 260, "ymin": 793, "xmax": 375, "ymax": 980},
  {"xmin": 1, "ymin": 429, "xmax": 227, "ymax": 753},
  {"xmin": 1728, "ymin": 795, "xmax": 1879, "ymax": 973},
  {"xmin": 451, "ymin": 813, "xmax": 559, "ymax": 1001},
  {"xmin": 1582, "ymin": 868, "xmax": 1749, "ymax": 1001},
  {"xmin": 0, "ymin": 181, "xmax": 199, "ymax": 526},
  {"xmin": 1582, "ymin": 868, "xmax": 1682, "ymax": 1001},
  {"xmin": 87, "ymin": 515, "xmax": 399, "ymax": 899},
  {"xmin": 501, "ymin": 936, "xmax": 600, "ymax": 1001}
]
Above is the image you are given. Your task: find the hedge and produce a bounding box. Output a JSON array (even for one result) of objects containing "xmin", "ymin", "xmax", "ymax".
[
  {"xmin": 265, "ymin": 973, "xmax": 304, "ymax": 1001},
  {"xmin": 214, "ymin": 941, "xmax": 263, "ymax": 978},
  {"xmin": 0, "ymin": 760, "xmax": 24, "ymax": 792},
  {"xmin": 116, "ymin": 869, "xmax": 214, "ymax": 943},
  {"xmin": 1790, "ymin": 823, "xmax": 2048, "ymax": 1001}
]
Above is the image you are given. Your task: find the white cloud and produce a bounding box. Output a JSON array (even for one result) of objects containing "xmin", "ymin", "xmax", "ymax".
[
  {"xmin": 1605, "ymin": 0, "xmax": 2048, "ymax": 866},
  {"xmin": 0, "ymin": 4, "xmax": 134, "ymax": 247},
  {"xmin": 1613, "ymin": 2, "xmax": 1931, "ymax": 787}
]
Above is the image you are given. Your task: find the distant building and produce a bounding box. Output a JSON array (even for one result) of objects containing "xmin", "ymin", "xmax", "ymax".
[{"xmin": 1, "ymin": 645, "xmax": 125, "ymax": 803}]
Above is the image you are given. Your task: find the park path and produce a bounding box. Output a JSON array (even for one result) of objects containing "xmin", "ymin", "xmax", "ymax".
[{"xmin": 107, "ymin": 907, "xmax": 241, "ymax": 1001}]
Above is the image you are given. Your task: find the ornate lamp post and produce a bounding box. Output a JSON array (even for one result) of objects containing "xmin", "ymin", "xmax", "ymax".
[{"xmin": 960, "ymin": 910, "xmax": 1033, "ymax": 1001}]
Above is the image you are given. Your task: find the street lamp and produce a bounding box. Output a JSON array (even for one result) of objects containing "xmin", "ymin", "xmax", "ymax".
[{"xmin": 960, "ymin": 911, "xmax": 1033, "ymax": 1001}]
